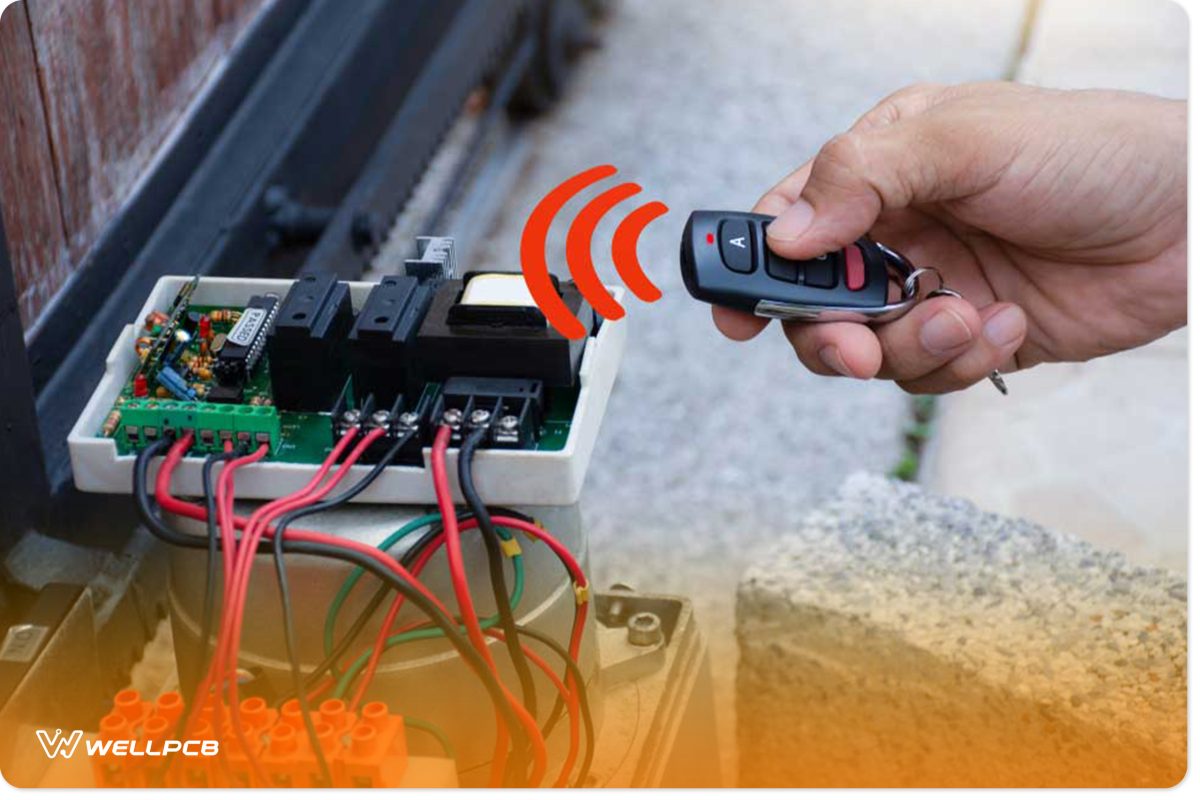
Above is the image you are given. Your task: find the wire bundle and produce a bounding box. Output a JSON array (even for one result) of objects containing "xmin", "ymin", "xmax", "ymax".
[{"xmin": 133, "ymin": 421, "xmax": 594, "ymax": 787}]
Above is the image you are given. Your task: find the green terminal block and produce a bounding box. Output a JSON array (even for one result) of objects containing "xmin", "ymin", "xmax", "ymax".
[{"xmin": 114, "ymin": 398, "xmax": 280, "ymax": 453}]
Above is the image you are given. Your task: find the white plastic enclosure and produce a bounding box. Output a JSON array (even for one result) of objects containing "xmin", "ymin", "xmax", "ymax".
[{"xmin": 68, "ymin": 276, "xmax": 626, "ymax": 506}]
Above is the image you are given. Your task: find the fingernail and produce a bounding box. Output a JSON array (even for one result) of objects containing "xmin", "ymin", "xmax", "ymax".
[
  {"xmin": 983, "ymin": 306, "xmax": 1025, "ymax": 347},
  {"xmin": 818, "ymin": 345, "xmax": 852, "ymax": 377},
  {"xmin": 919, "ymin": 309, "xmax": 973, "ymax": 355},
  {"xmin": 766, "ymin": 199, "xmax": 815, "ymax": 241}
]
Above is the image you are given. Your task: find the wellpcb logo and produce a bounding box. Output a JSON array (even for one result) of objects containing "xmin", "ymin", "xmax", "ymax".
[
  {"xmin": 36, "ymin": 728, "xmax": 219, "ymax": 759},
  {"xmin": 36, "ymin": 729, "xmax": 83, "ymax": 759}
]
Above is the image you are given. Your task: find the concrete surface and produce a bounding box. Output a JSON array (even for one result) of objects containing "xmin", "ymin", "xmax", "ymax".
[
  {"xmin": 736, "ymin": 473, "xmax": 1186, "ymax": 787},
  {"xmin": 924, "ymin": 0, "xmax": 1188, "ymax": 572},
  {"xmin": 465, "ymin": 0, "xmax": 1030, "ymax": 781}
]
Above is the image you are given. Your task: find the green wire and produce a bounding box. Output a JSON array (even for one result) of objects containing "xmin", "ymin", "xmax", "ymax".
[
  {"xmin": 404, "ymin": 717, "xmax": 457, "ymax": 760},
  {"xmin": 323, "ymin": 513, "xmax": 444, "ymax": 663},
  {"xmin": 331, "ymin": 552, "xmax": 524, "ymax": 699},
  {"xmin": 323, "ymin": 514, "xmax": 525, "ymax": 700}
]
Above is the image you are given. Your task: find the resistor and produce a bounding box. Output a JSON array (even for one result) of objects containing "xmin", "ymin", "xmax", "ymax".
[
  {"xmin": 135, "ymin": 336, "xmax": 153, "ymax": 358},
  {"xmin": 199, "ymin": 339, "xmax": 210, "ymax": 357},
  {"xmin": 144, "ymin": 311, "xmax": 168, "ymax": 330},
  {"xmin": 209, "ymin": 309, "xmax": 241, "ymax": 324},
  {"xmin": 101, "ymin": 409, "xmax": 122, "ymax": 437}
]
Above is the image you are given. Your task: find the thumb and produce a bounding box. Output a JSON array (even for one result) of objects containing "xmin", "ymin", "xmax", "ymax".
[{"xmin": 765, "ymin": 121, "xmax": 952, "ymax": 260}]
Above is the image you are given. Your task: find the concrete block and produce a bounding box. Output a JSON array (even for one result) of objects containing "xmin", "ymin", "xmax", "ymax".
[{"xmin": 736, "ymin": 473, "xmax": 1185, "ymax": 787}]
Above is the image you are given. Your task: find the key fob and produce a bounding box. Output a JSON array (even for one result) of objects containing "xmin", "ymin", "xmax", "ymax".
[{"xmin": 680, "ymin": 210, "xmax": 913, "ymax": 323}]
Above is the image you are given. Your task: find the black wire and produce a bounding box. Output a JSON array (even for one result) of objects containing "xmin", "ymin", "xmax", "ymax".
[
  {"xmin": 306, "ymin": 506, "xmax": 537, "ymax": 693},
  {"xmin": 511, "ymin": 625, "xmax": 596, "ymax": 788},
  {"xmin": 459, "ymin": 426, "xmax": 538, "ymax": 721},
  {"xmin": 132, "ymin": 439, "xmax": 531, "ymax": 786},
  {"xmin": 268, "ymin": 432, "xmax": 411, "ymax": 786},
  {"xmin": 169, "ymin": 449, "xmax": 240, "ymax": 746}
]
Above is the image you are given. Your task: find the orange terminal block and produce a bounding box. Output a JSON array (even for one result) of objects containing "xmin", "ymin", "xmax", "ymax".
[
  {"xmin": 90, "ymin": 689, "xmax": 154, "ymax": 788},
  {"xmin": 92, "ymin": 710, "xmax": 139, "ymax": 788},
  {"xmin": 167, "ymin": 718, "xmax": 218, "ymax": 788},
  {"xmin": 259, "ymin": 719, "xmax": 344, "ymax": 788},
  {"xmin": 334, "ymin": 701, "xmax": 408, "ymax": 788},
  {"xmin": 217, "ymin": 697, "xmax": 277, "ymax": 787}
]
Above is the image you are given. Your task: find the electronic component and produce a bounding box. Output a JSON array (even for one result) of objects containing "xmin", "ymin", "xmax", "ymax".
[
  {"xmin": 215, "ymin": 294, "xmax": 279, "ymax": 385},
  {"xmin": 447, "ymin": 271, "xmax": 548, "ymax": 327},
  {"xmin": 416, "ymin": 275, "xmax": 594, "ymax": 388},
  {"xmin": 267, "ymin": 273, "xmax": 355, "ymax": 411},
  {"xmin": 156, "ymin": 365, "xmax": 197, "ymax": 401},
  {"xmin": 116, "ymin": 397, "xmax": 280, "ymax": 452},
  {"xmin": 432, "ymin": 377, "xmax": 544, "ymax": 448},
  {"xmin": 403, "ymin": 235, "xmax": 456, "ymax": 282},
  {"xmin": 347, "ymin": 275, "xmax": 436, "ymax": 408}
]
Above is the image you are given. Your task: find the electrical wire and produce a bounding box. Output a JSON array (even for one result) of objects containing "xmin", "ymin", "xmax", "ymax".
[
  {"xmin": 459, "ymin": 425, "xmax": 539, "ymax": 719},
  {"xmin": 134, "ymin": 439, "xmax": 533, "ymax": 787},
  {"xmin": 332, "ymin": 533, "xmax": 524, "ymax": 700},
  {"xmin": 431, "ymin": 425, "xmax": 545, "ymax": 786},
  {"xmin": 405, "ymin": 717, "xmax": 457, "ymax": 761},
  {"xmin": 268, "ymin": 431, "xmax": 411, "ymax": 779}
]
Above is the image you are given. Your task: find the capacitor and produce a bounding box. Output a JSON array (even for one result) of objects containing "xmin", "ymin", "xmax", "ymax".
[
  {"xmin": 156, "ymin": 387, "xmax": 171, "ymax": 399},
  {"xmin": 133, "ymin": 374, "xmax": 149, "ymax": 398},
  {"xmin": 199, "ymin": 314, "xmax": 212, "ymax": 341}
]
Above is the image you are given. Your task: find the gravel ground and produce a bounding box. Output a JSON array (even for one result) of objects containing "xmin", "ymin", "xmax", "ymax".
[
  {"xmin": 468, "ymin": 0, "xmax": 1029, "ymax": 780},
  {"xmin": 738, "ymin": 473, "xmax": 1186, "ymax": 786}
]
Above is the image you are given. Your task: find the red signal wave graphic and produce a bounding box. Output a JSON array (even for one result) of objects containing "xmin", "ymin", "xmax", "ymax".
[{"xmin": 520, "ymin": 164, "xmax": 667, "ymax": 339}]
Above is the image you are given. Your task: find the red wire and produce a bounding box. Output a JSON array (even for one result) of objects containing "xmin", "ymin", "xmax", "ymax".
[
  {"xmin": 217, "ymin": 428, "xmax": 382, "ymax": 782},
  {"xmin": 485, "ymin": 629, "xmax": 581, "ymax": 788},
  {"xmin": 153, "ymin": 430, "xmax": 566, "ymax": 787},
  {"xmin": 431, "ymin": 426, "xmax": 548, "ymax": 787},
  {"xmin": 348, "ymin": 540, "xmax": 583, "ymax": 787}
]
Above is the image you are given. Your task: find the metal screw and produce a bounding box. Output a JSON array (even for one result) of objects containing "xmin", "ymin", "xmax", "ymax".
[
  {"xmin": 626, "ymin": 611, "xmax": 663, "ymax": 647},
  {"xmin": 397, "ymin": 411, "xmax": 420, "ymax": 428},
  {"xmin": 442, "ymin": 408, "xmax": 464, "ymax": 426},
  {"xmin": 341, "ymin": 409, "xmax": 362, "ymax": 426},
  {"xmin": 469, "ymin": 408, "xmax": 492, "ymax": 426},
  {"xmin": 498, "ymin": 414, "xmax": 520, "ymax": 432},
  {"xmin": 370, "ymin": 409, "xmax": 392, "ymax": 427}
]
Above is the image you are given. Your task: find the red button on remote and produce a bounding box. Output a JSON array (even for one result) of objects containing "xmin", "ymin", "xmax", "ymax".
[{"xmin": 844, "ymin": 244, "xmax": 866, "ymax": 291}]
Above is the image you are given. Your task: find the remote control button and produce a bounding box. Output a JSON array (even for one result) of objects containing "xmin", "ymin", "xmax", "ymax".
[
  {"xmin": 765, "ymin": 252, "xmax": 800, "ymax": 283},
  {"xmin": 844, "ymin": 245, "xmax": 866, "ymax": 291},
  {"xmin": 719, "ymin": 219, "xmax": 754, "ymax": 273},
  {"xmin": 805, "ymin": 254, "xmax": 836, "ymax": 289}
]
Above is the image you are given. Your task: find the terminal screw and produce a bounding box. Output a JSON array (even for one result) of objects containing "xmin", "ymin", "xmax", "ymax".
[
  {"xmin": 370, "ymin": 410, "xmax": 392, "ymax": 428},
  {"xmin": 397, "ymin": 411, "xmax": 420, "ymax": 428},
  {"xmin": 442, "ymin": 408, "xmax": 464, "ymax": 426},
  {"xmin": 469, "ymin": 408, "xmax": 492, "ymax": 427},
  {"xmin": 626, "ymin": 612, "xmax": 663, "ymax": 647},
  {"xmin": 341, "ymin": 409, "xmax": 362, "ymax": 426},
  {"xmin": 498, "ymin": 415, "xmax": 520, "ymax": 433}
]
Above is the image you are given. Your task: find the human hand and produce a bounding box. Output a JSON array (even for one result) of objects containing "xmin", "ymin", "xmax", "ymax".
[{"xmin": 713, "ymin": 82, "xmax": 1187, "ymax": 393}]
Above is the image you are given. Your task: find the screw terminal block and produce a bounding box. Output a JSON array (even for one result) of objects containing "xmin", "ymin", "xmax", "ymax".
[{"xmin": 89, "ymin": 691, "xmax": 412, "ymax": 788}]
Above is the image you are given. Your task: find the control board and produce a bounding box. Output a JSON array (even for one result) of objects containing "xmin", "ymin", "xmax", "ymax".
[{"xmin": 69, "ymin": 270, "xmax": 624, "ymax": 505}]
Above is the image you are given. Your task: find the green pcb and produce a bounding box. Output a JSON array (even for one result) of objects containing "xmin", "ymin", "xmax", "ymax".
[{"xmin": 100, "ymin": 293, "xmax": 576, "ymax": 461}]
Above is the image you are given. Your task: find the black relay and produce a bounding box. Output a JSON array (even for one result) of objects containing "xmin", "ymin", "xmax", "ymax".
[
  {"xmin": 266, "ymin": 272, "xmax": 355, "ymax": 411},
  {"xmin": 347, "ymin": 275, "xmax": 436, "ymax": 408}
]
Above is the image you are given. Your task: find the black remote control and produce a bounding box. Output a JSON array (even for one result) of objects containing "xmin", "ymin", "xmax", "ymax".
[{"xmin": 680, "ymin": 210, "xmax": 916, "ymax": 322}]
